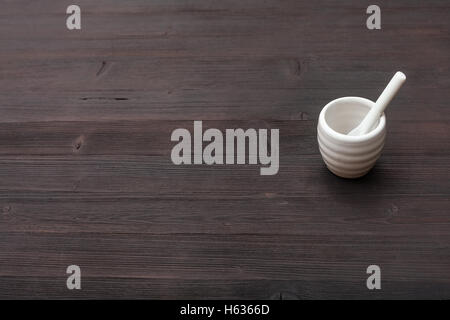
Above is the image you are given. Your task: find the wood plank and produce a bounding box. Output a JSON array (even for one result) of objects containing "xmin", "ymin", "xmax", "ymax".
[
  {"xmin": 0, "ymin": 155, "xmax": 448, "ymax": 195},
  {"xmin": 1, "ymin": 277, "xmax": 449, "ymax": 300},
  {"xmin": 0, "ymin": 120, "xmax": 448, "ymax": 156},
  {"xmin": 1, "ymin": 195, "xmax": 449, "ymax": 235},
  {"xmin": 1, "ymin": 233, "xmax": 449, "ymax": 282}
]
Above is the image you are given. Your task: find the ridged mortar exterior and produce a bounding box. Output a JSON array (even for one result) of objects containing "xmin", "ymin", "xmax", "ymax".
[
  {"xmin": 317, "ymin": 97, "xmax": 386, "ymax": 179},
  {"xmin": 317, "ymin": 125, "xmax": 385, "ymax": 178}
]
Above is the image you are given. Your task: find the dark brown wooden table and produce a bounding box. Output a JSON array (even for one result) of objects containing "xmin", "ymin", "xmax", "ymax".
[{"xmin": 0, "ymin": 0, "xmax": 449, "ymax": 299}]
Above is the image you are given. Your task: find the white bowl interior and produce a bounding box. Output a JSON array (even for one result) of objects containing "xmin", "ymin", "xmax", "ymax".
[{"xmin": 324, "ymin": 99, "xmax": 379, "ymax": 135}]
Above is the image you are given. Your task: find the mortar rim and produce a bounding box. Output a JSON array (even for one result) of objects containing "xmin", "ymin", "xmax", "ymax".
[{"xmin": 318, "ymin": 96, "xmax": 386, "ymax": 143}]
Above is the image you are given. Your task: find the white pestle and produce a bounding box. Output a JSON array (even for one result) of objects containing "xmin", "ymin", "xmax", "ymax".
[{"xmin": 348, "ymin": 71, "xmax": 406, "ymax": 136}]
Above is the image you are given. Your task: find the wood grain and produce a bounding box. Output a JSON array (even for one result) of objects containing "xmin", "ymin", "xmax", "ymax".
[{"xmin": 0, "ymin": 0, "xmax": 449, "ymax": 299}]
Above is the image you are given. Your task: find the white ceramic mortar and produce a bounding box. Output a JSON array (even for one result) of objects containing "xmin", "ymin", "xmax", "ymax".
[{"xmin": 317, "ymin": 97, "xmax": 386, "ymax": 178}]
